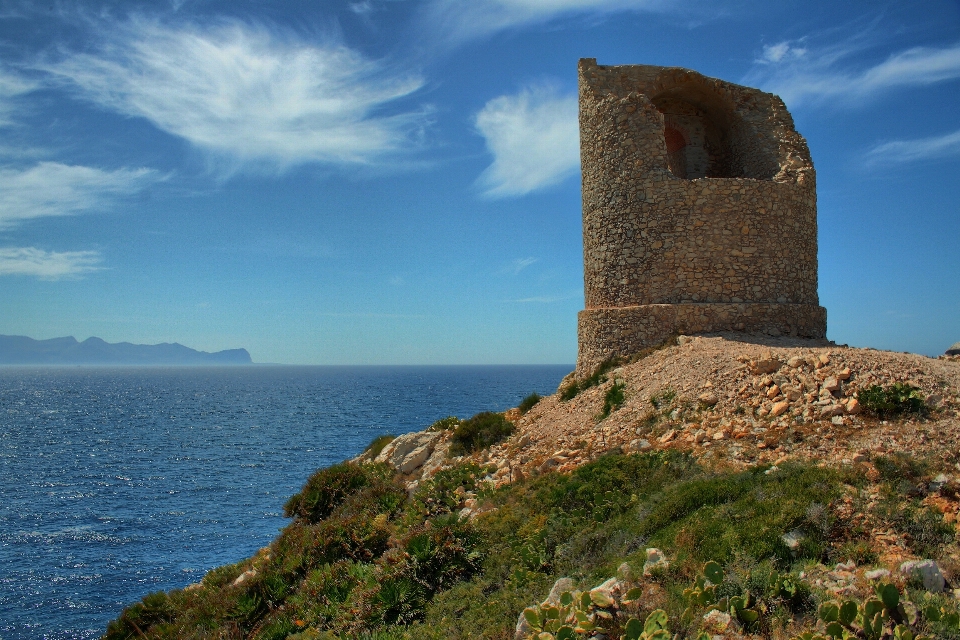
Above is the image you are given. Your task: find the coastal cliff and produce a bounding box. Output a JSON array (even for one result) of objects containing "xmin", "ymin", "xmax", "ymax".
[{"xmin": 105, "ymin": 335, "xmax": 960, "ymax": 640}]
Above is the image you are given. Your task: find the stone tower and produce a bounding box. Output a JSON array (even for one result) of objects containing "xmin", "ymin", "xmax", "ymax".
[{"xmin": 576, "ymin": 59, "xmax": 826, "ymax": 374}]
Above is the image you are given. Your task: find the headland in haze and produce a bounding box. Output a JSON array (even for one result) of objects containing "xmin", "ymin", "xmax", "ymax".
[{"xmin": 0, "ymin": 335, "xmax": 252, "ymax": 365}]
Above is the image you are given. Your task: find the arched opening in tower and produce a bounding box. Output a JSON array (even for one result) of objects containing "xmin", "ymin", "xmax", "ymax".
[
  {"xmin": 652, "ymin": 83, "xmax": 778, "ymax": 181},
  {"xmin": 664, "ymin": 126, "xmax": 688, "ymax": 179}
]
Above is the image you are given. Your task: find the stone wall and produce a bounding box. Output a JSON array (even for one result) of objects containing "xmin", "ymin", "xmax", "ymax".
[{"xmin": 577, "ymin": 59, "xmax": 827, "ymax": 374}]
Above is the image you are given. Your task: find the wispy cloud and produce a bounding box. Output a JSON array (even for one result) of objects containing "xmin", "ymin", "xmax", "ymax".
[
  {"xmin": 747, "ymin": 38, "xmax": 960, "ymax": 107},
  {"xmin": 0, "ymin": 247, "xmax": 103, "ymax": 279},
  {"xmin": 865, "ymin": 128, "xmax": 960, "ymax": 165},
  {"xmin": 510, "ymin": 291, "xmax": 580, "ymax": 303},
  {"xmin": 474, "ymin": 85, "xmax": 579, "ymax": 198},
  {"xmin": 0, "ymin": 162, "xmax": 157, "ymax": 229},
  {"xmin": 0, "ymin": 67, "xmax": 37, "ymax": 127},
  {"xmin": 41, "ymin": 18, "xmax": 429, "ymax": 171},
  {"xmin": 501, "ymin": 257, "xmax": 538, "ymax": 274},
  {"xmin": 422, "ymin": 0, "xmax": 670, "ymax": 44}
]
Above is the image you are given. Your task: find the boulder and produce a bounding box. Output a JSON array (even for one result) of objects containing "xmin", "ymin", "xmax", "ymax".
[
  {"xmin": 900, "ymin": 559, "xmax": 946, "ymax": 592},
  {"xmin": 643, "ymin": 548, "xmax": 669, "ymax": 576},
  {"xmin": 375, "ymin": 431, "xmax": 442, "ymax": 475},
  {"xmin": 420, "ymin": 441, "xmax": 451, "ymax": 478},
  {"xmin": 702, "ymin": 609, "xmax": 734, "ymax": 634},
  {"xmin": 547, "ymin": 577, "xmax": 576, "ymax": 604},
  {"xmin": 698, "ymin": 392, "xmax": 719, "ymax": 406},
  {"xmin": 752, "ymin": 358, "xmax": 782, "ymax": 374},
  {"xmin": 515, "ymin": 575, "xmax": 577, "ymax": 637},
  {"xmin": 947, "ymin": 342, "xmax": 960, "ymax": 356}
]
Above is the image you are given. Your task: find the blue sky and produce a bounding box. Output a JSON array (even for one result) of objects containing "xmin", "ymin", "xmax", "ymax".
[{"xmin": 0, "ymin": 0, "xmax": 957, "ymax": 364}]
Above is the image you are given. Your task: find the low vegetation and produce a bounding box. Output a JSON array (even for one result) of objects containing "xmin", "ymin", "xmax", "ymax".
[
  {"xmin": 427, "ymin": 416, "xmax": 460, "ymax": 432},
  {"xmin": 448, "ymin": 412, "xmax": 514, "ymax": 456},
  {"xmin": 518, "ymin": 393, "xmax": 542, "ymax": 415},
  {"xmin": 858, "ymin": 383, "xmax": 928, "ymax": 419},
  {"xmin": 106, "ymin": 441, "xmax": 958, "ymax": 640},
  {"xmin": 560, "ymin": 357, "xmax": 621, "ymax": 401},
  {"xmin": 599, "ymin": 381, "xmax": 626, "ymax": 420}
]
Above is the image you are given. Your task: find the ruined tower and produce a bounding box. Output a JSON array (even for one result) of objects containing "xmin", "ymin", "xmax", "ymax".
[{"xmin": 576, "ymin": 59, "xmax": 827, "ymax": 374}]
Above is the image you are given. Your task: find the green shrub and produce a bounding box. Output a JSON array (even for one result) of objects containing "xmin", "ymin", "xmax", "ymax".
[
  {"xmin": 363, "ymin": 434, "xmax": 395, "ymax": 459},
  {"xmin": 599, "ymin": 381, "xmax": 625, "ymax": 419},
  {"xmin": 518, "ymin": 393, "xmax": 542, "ymax": 414},
  {"xmin": 858, "ymin": 383, "xmax": 928, "ymax": 418},
  {"xmin": 407, "ymin": 463, "xmax": 489, "ymax": 522},
  {"xmin": 559, "ymin": 357, "xmax": 620, "ymax": 401},
  {"xmin": 449, "ymin": 412, "xmax": 514, "ymax": 456},
  {"xmin": 284, "ymin": 462, "xmax": 389, "ymax": 523},
  {"xmin": 428, "ymin": 416, "xmax": 460, "ymax": 431},
  {"xmin": 104, "ymin": 591, "xmax": 175, "ymax": 640}
]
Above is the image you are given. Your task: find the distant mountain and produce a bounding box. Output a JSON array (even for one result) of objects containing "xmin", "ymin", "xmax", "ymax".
[{"xmin": 0, "ymin": 335, "xmax": 252, "ymax": 365}]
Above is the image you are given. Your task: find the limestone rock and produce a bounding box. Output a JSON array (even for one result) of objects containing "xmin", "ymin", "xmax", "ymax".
[
  {"xmin": 232, "ymin": 569, "xmax": 257, "ymax": 587},
  {"xmin": 375, "ymin": 430, "xmax": 442, "ymax": 475},
  {"xmin": 771, "ymin": 400, "xmax": 790, "ymax": 417},
  {"xmin": 547, "ymin": 577, "xmax": 576, "ymax": 604},
  {"xmin": 781, "ymin": 529, "xmax": 805, "ymax": 551},
  {"xmin": 420, "ymin": 440, "xmax": 450, "ymax": 478},
  {"xmin": 698, "ymin": 392, "xmax": 719, "ymax": 406},
  {"xmin": 753, "ymin": 358, "xmax": 783, "ymax": 375},
  {"xmin": 514, "ymin": 611, "xmax": 530, "ymax": 640},
  {"xmin": 787, "ymin": 355, "xmax": 806, "ymax": 368},
  {"xmin": 864, "ymin": 568, "xmax": 890, "ymax": 581},
  {"xmin": 947, "ymin": 342, "xmax": 960, "ymax": 356},
  {"xmin": 900, "ymin": 559, "xmax": 945, "ymax": 592},
  {"xmin": 702, "ymin": 609, "xmax": 734, "ymax": 634},
  {"xmin": 643, "ymin": 548, "xmax": 669, "ymax": 576}
]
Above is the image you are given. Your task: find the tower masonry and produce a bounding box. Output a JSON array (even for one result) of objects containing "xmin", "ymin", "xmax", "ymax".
[{"xmin": 576, "ymin": 59, "xmax": 827, "ymax": 374}]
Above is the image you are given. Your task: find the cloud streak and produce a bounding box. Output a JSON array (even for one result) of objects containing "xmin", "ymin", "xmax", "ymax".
[
  {"xmin": 865, "ymin": 128, "xmax": 960, "ymax": 165},
  {"xmin": 503, "ymin": 257, "xmax": 538, "ymax": 274},
  {"xmin": 0, "ymin": 162, "xmax": 157, "ymax": 229},
  {"xmin": 422, "ymin": 0, "xmax": 670, "ymax": 44},
  {"xmin": 41, "ymin": 18, "xmax": 430, "ymax": 171},
  {"xmin": 0, "ymin": 67, "xmax": 37, "ymax": 127},
  {"xmin": 747, "ymin": 39, "xmax": 960, "ymax": 107},
  {"xmin": 474, "ymin": 85, "xmax": 579, "ymax": 198},
  {"xmin": 0, "ymin": 247, "xmax": 102, "ymax": 279}
]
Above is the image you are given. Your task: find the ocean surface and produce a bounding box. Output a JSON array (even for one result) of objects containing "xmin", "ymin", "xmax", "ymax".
[{"xmin": 0, "ymin": 364, "xmax": 571, "ymax": 639}]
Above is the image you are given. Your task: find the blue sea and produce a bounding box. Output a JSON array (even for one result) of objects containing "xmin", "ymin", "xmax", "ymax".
[{"xmin": 0, "ymin": 364, "xmax": 570, "ymax": 639}]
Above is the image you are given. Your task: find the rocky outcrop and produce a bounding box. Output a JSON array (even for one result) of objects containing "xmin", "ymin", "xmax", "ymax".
[{"xmin": 374, "ymin": 430, "xmax": 444, "ymax": 475}]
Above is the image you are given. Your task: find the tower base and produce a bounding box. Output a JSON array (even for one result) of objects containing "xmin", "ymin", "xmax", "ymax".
[{"xmin": 576, "ymin": 303, "xmax": 827, "ymax": 375}]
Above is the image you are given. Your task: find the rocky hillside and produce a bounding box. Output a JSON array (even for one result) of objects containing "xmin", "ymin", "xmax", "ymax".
[
  {"xmin": 105, "ymin": 334, "xmax": 960, "ymax": 640},
  {"xmin": 382, "ymin": 334, "xmax": 959, "ymax": 495}
]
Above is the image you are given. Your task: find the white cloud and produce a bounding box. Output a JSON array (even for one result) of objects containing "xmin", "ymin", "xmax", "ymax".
[
  {"xmin": 0, "ymin": 67, "xmax": 37, "ymax": 127},
  {"xmin": 0, "ymin": 247, "xmax": 102, "ymax": 279},
  {"xmin": 474, "ymin": 86, "xmax": 579, "ymax": 198},
  {"xmin": 747, "ymin": 39, "xmax": 960, "ymax": 107},
  {"xmin": 41, "ymin": 18, "xmax": 429, "ymax": 170},
  {"xmin": 0, "ymin": 162, "xmax": 157, "ymax": 229},
  {"xmin": 758, "ymin": 41, "xmax": 807, "ymax": 64},
  {"xmin": 423, "ymin": 0, "xmax": 669, "ymax": 43},
  {"xmin": 865, "ymin": 128, "xmax": 960, "ymax": 165}
]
